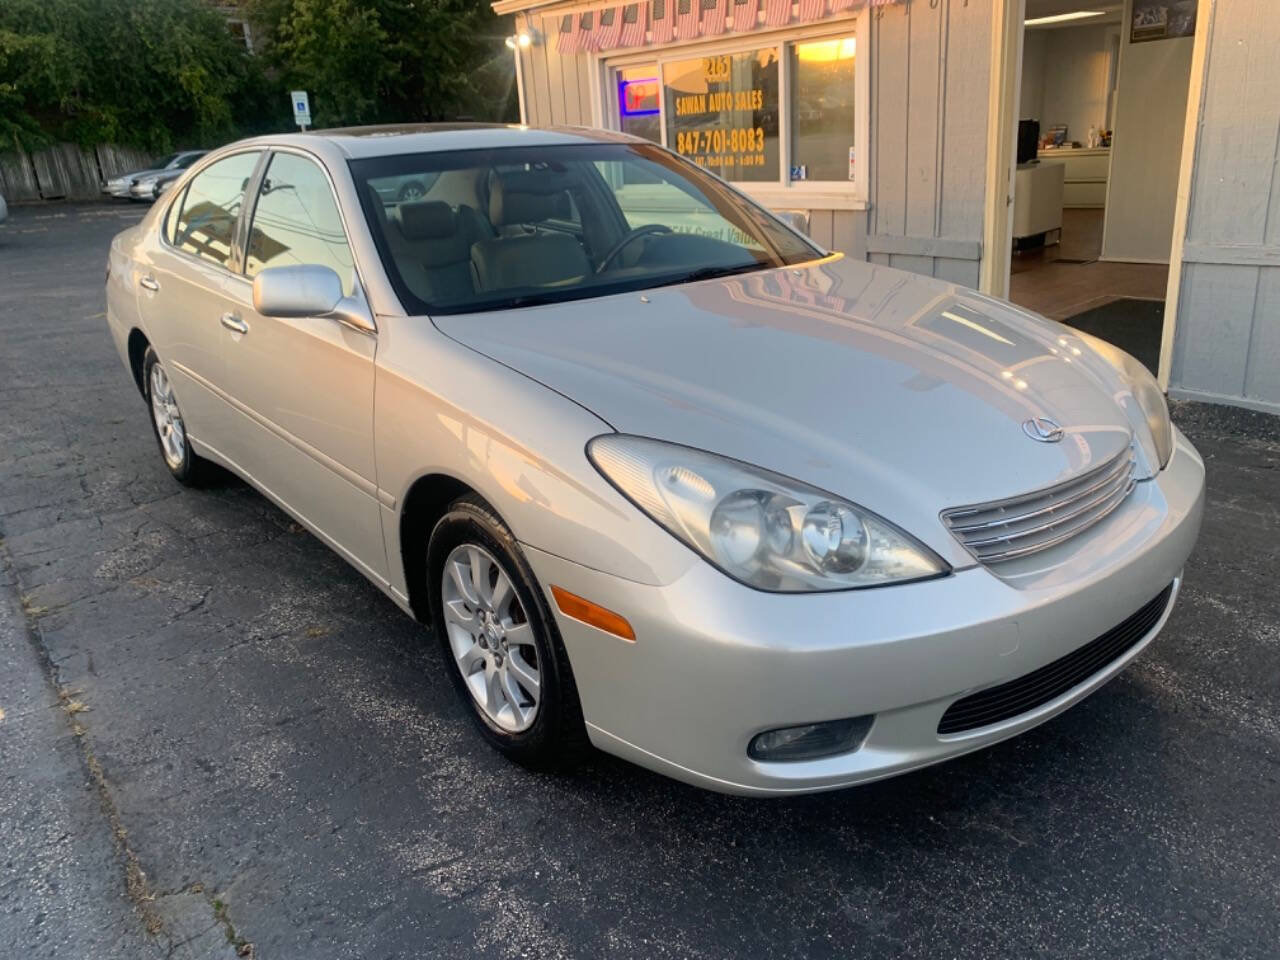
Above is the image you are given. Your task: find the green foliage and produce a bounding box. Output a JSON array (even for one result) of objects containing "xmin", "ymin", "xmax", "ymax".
[
  {"xmin": 0, "ymin": 0, "xmax": 264, "ymax": 151},
  {"xmin": 245, "ymin": 0, "xmax": 518, "ymax": 127},
  {"xmin": 0, "ymin": 0, "xmax": 516, "ymax": 153}
]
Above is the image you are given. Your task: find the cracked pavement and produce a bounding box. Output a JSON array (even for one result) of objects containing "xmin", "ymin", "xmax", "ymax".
[{"xmin": 1, "ymin": 202, "xmax": 1278, "ymax": 959}]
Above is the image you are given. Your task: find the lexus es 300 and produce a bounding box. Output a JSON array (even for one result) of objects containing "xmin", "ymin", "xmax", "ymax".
[{"xmin": 105, "ymin": 125, "xmax": 1203, "ymax": 795}]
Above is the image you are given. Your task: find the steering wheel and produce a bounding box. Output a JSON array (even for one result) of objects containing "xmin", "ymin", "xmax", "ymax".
[{"xmin": 596, "ymin": 224, "xmax": 672, "ymax": 273}]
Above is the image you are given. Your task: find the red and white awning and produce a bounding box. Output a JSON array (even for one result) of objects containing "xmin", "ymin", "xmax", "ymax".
[{"xmin": 549, "ymin": 0, "xmax": 900, "ymax": 54}]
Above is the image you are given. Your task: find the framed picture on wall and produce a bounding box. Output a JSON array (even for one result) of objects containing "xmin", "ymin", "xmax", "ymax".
[{"xmin": 1131, "ymin": 0, "xmax": 1196, "ymax": 43}]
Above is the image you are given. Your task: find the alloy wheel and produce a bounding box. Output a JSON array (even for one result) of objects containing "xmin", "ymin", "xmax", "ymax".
[
  {"xmin": 149, "ymin": 362, "xmax": 186, "ymax": 469},
  {"xmin": 441, "ymin": 543, "xmax": 541, "ymax": 732}
]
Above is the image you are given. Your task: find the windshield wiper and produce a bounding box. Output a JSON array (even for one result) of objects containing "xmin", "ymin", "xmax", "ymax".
[{"xmin": 662, "ymin": 262, "xmax": 768, "ymax": 286}]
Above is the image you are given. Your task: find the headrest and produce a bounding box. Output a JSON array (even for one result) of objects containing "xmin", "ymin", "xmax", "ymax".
[
  {"xmin": 396, "ymin": 201, "xmax": 456, "ymax": 241},
  {"xmin": 488, "ymin": 172, "xmax": 571, "ymax": 227}
]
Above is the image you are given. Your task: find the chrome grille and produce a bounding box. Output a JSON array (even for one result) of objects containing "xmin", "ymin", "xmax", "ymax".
[{"xmin": 942, "ymin": 449, "xmax": 1136, "ymax": 564}]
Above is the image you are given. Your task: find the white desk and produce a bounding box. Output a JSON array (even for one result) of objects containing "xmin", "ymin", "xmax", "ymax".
[
  {"xmin": 1013, "ymin": 162, "xmax": 1065, "ymax": 243},
  {"xmin": 1036, "ymin": 147, "xmax": 1110, "ymax": 208}
]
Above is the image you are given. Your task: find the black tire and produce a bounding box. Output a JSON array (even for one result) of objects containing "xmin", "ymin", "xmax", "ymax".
[
  {"xmin": 142, "ymin": 346, "xmax": 214, "ymax": 487},
  {"xmin": 427, "ymin": 494, "xmax": 588, "ymax": 769}
]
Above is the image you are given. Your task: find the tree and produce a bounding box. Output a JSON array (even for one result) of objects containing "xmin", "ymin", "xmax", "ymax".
[
  {"xmin": 245, "ymin": 0, "xmax": 517, "ymax": 127},
  {"xmin": 0, "ymin": 0, "xmax": 265, "ymax": 151}
]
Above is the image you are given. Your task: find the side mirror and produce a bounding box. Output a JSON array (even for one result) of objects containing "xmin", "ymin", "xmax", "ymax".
[
  {"xmin": 251, "ymin": 264, "xmax": 376, "ymax": 334},
  {"xmin": 775, "ymin": 210, "xmax": 811, "ymax": 238}
]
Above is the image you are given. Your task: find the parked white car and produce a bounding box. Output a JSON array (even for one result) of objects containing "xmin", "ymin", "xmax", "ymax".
[{"xmin": 105, "ymin": 125, "xmax": 1204, "ymax": 795}]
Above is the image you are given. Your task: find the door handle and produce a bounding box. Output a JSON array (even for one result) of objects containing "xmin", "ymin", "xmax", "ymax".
[
  {"xmin": 139, "ymin": 274, "xmax": 160, "ymax": 292},
  {"xmin": 220, "ymin": 313, "xmax": 249, "ymax": 335}
]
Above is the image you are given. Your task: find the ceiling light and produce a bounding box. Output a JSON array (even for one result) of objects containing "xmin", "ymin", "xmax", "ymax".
[{"xmin": 1026, "ymin": 10, "xmax": 1107, "ymax": 26}]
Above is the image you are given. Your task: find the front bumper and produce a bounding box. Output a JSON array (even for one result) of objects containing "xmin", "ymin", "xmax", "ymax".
[
  {"xmin": 525, "ymin": 427, "xmax": 1205, "ymax": 795},
  {"xmin": 102, "ymin": 183, "xmax": 133, "ymax": 198}
]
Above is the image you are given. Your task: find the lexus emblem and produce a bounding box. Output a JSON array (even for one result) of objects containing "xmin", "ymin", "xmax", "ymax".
[{"xmin": 1022, "ymin": 417, "xmax": 1065, "ymax": 443}]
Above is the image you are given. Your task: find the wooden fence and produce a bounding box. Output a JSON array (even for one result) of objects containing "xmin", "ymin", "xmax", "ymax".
[{"xmin": 0, "ymin": 144, "xmax": 154, "ymax": 203}]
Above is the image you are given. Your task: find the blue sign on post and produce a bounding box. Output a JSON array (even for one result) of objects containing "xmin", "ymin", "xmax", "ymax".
[{"xmin": 291, "ymin": 90, "xmax": 311, "ymax": 130}]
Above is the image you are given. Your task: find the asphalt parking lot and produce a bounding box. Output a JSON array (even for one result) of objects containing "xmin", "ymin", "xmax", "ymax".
[{"xmin": 1, "ymin": 202, "xmax": 1278, "ymax": 960}]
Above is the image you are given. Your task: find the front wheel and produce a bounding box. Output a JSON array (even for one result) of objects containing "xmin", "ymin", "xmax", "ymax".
[{"xmin": 427, "ymin": 495, "xmax": 587, "ymax": 769}]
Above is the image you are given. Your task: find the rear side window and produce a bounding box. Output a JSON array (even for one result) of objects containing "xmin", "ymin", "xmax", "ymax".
[
  {"xmin": 171, "ymin": 152, "xmax": 261, "ymax": 269},
  {"xmin": 245, "ymin": 152, "xmax": 356, "ymax": 295}
]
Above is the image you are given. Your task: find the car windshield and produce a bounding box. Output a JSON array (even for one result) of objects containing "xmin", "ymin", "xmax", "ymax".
[{"xmin": 350, "ymin": 142, "xmax": 819, "ymax": 316}]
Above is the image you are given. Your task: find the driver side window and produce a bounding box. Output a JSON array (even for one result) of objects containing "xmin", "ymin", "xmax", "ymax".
[
  {"xmin": 593, "ymin": 158, "xmax": 763, "ymax": 252},
  {"xmin": 245, "ymin": 152, "xmax": 356, "ymax": 296}
]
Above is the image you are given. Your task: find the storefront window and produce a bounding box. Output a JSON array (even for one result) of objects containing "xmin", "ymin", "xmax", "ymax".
[
  {"xmin": 789, "ymin": 36, "xmax": 856, "ymax": 182},
  {"xmin": 662, "ymin": 49, "xmax": 780, "ymax": 182},
  {"xmin": 616, "ymin": 65, "xmax": 662, "ymax": 144}
]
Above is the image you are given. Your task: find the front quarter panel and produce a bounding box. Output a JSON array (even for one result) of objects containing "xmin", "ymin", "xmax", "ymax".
[{"xmin": 375, "ymin": 316, "xmax": 699, "ymax": 596}]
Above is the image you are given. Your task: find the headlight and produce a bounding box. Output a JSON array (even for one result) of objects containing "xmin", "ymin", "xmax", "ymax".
[
  {"xmin": 1073, "ymin": 331, "xmax": 1173, "ymax": 469},
  {"xmin": 588, "ymin": 436, "xmax": 947, "ymax": 592}
]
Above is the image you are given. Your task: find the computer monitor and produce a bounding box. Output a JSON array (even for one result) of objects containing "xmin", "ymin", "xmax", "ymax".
[{"xmin": 1017, "ymin": 119, "xmax": 1040, "ymax": 165}]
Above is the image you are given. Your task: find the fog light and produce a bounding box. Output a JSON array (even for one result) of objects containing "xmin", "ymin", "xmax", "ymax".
[{"xmin": 748, "ymin": 715, "xmax": 874, "ymax": 763}]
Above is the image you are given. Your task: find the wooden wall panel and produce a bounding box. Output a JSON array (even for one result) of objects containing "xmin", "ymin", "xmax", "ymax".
[
  {"xmin": 1185, "ymin": 0, "xmax": 1278, "ymax": 248},
  {"xmin": 806, "ymin": 209, "xmax": 835, "ymax": 250},
  {"xmin": 521, "ymin": 13, "xmax": 553, "ymax": 126},
  {"xmin": 904, "ymin": 0, "xmax": 942, "ymax": 241},
  {"xmin": 545, "ymin": 30, "xmax": 569, "ymax": 122},
  {"xmin": 932, "ymin": 257, "xmax": 981, "ymax": 288},
  {"xmin": 938, "ymin": 0, "xmax": 989, "ymax": 242},
  {"xmin": 1171, "ymin": 263, "xmax": 1258, "ymax": 397},
  {"xmin": 0, "ymin": 152, "xmax": 40, "ymax": 203},
  {"xmin": 1170, "ymin": 0, "xmax": 1280, "ymax": 412},
  {"xmin": 96, "ymin": 145, "xmax": 153, "ymax": 181},
  {"xmin": 871, "ymin": 7, "xmax": 909, "ymax": 240},
  {"xmin": 831, "ymin": 209, "xmax": 867, "ymax": 260},
  {"xmin": 1244, "ymin": 266, "xmax": 1280, "ymax": 406}
]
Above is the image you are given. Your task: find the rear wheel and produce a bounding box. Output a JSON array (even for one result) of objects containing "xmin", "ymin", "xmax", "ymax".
[
  {"xmin": 427, "ymin": 495, "xmax": 587, "ymax": 768},
  {"xmin": 143, "ymin": 347, "xmax": 212, "ymax": 486}
]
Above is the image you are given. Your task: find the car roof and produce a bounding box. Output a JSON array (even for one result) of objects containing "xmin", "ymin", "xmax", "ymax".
[{"xmin": 233, "ymin": 124, "xmax": 642, "ymax": 162}]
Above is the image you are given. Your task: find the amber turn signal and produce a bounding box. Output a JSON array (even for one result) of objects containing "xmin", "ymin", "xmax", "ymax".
[{"xmin": 550, "ymin": 586, "xmax": 636, "ymax": 642}]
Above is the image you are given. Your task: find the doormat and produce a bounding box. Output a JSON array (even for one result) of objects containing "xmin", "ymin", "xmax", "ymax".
[{"xmin": 1064, "ymin": 297, "xmax": 1164, "ymax": 376}]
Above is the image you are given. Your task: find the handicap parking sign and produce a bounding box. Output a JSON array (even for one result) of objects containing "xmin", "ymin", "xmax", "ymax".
[{"xmin": 291, "ymin": 90, "xmax": 311, "ymax": 128}]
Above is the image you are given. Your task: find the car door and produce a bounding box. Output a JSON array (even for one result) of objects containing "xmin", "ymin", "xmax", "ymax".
[
  {"xmin": 217, "ymin": 149, "xmax": 387, "ymax": 582},
  {"xmin": 136, "ymin": 150, "xmax": 264, "ymax": 454}
]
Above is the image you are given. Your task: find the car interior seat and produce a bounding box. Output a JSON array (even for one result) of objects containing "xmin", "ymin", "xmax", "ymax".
[
  {"xmin": 469, "ymin": 173, "xmax": 589, "ymax": 293},
  {"xmin": 385, "ymin": 200, "xmax": 487, "ymax": 305}
]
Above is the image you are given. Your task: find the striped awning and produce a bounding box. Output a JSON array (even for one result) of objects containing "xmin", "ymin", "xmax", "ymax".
[{"xmin": 550, "ymin": 0, "xmax": 900, "ymax": 54}]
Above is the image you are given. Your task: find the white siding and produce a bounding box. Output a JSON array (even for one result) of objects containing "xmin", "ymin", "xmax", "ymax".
[{"xmin": 1169, "ymin": 0, "xmax": 1280, "ymax": 413}]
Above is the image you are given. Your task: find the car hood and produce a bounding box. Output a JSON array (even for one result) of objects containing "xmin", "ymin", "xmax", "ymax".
[{"xmin": 432, "ymin": 256, "xmax": 1139, "ymax": 560}]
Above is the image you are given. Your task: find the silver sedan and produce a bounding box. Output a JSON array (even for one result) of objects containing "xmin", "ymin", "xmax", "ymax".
[
  {"xmin": 103, "ymin": 150, "xmax": 207, "ymax": 200},
  {"xmin": 105, "ymin": 126, "xmax": 1203, "ymax": 795}
]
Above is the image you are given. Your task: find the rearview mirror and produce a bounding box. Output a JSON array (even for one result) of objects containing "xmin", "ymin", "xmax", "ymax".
[{"xmin": 252, "ymin": 265, "xmax": 376, "ymax": 334}]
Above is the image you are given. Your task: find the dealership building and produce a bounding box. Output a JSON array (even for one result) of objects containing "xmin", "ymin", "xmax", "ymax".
[{"xmin": 494, "ymin": 0, "xmax": 1280, "ymax": 416}]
